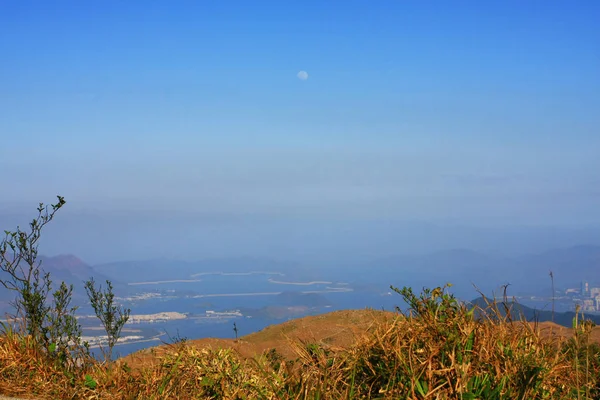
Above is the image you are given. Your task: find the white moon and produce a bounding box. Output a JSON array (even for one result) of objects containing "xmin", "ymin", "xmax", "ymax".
[{"xmin": 297, "ymin": 70, "xmax": 309, "ymax": 80}]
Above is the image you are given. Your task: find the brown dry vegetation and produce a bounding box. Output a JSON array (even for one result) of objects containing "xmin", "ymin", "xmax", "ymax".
[
  {"xmin": 125, "ymin": 309, "xmax": 394, "ymax": 369},
  {"xmin": 1, "ymin": 286, "xmax": 600, "ymax": 399},
  {"xmin": 126, "ymin": 314, "xmax": 600, "ymax": 369},
  {"xmin": 533, "ymin": 321, "xmax": 600, "ymax": 344}
]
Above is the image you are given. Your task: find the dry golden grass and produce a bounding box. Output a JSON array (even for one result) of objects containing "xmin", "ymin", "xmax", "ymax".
[
  {"xmin": 1, "ymin": 290, "xmax": 600, "ymax": 399},
  {"xmin": 124, "ymin": 309, "xmax": 393, "ymax": 370},
  {"xmin": 0, "ymin": 325, "xmax": 95, "ymax": 399}
]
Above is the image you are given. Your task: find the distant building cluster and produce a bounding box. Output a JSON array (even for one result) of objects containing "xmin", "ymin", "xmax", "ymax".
[
  {"xmin": 127, "ymin": 312, "xmax": 187, "ymax": 324},
  {"xmin": 204, "ymin": 310, "xmax": 243, "ymax": 318},
  {"xmin": 116, "ymin": 292, "xmax": 162, "ymax": 302},
  {"xmin": 565, "ymin": 281, "xmax": 600, "ymax": 312},
  {"xmin": 81, "ymin": 334, "xmax": 144, "ymax": 347}
]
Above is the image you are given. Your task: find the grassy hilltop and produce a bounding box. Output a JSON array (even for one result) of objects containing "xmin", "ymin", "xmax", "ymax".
[{"xmin": 1, "ymin": 285, "xmax": 600, "ymax": 399}]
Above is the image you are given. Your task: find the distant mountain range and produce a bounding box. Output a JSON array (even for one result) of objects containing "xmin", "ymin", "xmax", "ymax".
[
  {"xmin": 468, "ymin": 296, "xmax": 600, "ymax": 328},
  {"xmin": 38, "ymin": 254, "xmax": 119, "ymax": 288},
  {"xmin": 2, "ymin": 245, "xmax": 598, "ymax": 313},
  {"xmin": 345, "ymin": 245, "xmax": 600, "ymax": 299},
  {"xmin": 85, "ymin": 245, "xmax": 600, "ymax": 288},
  {"xmin": 92, "ymin": 257, "xmax": 300, "ymax": 283},
  {"xmin": 0, "ymin": 254, "xmax": 125, "ymax": 311}
]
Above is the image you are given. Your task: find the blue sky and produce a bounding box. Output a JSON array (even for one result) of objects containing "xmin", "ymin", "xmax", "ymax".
[{"xmin": 1, "ymin": 0, "xmax": 599, "ymax": 251}]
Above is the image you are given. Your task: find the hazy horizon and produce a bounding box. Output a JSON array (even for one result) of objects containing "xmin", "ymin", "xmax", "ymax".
[{"xmin": 1, "ymin": 207, "xmax": 599, "ymax": 265}]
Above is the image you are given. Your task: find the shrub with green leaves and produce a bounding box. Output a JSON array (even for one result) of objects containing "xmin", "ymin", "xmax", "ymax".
[
  {"xmin": 85, "ymin": 278, "xmax": 131, "ymax": 362},
  {"xmin": 0, "ymin": 196, "xmax": 85, "ymax": 361},
  {"xmin": 0, "ymin": 197, "xmax": 129, "ymax": 368}
]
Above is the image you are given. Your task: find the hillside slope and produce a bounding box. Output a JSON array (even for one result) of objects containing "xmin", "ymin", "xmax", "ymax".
[
  {"xmin": 125, "ymin": 309, "xmax": 395, "ymax": 367},
  {"xmin": 124, "ymin": 307, "xmax": 600, "ymax": 369}
]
